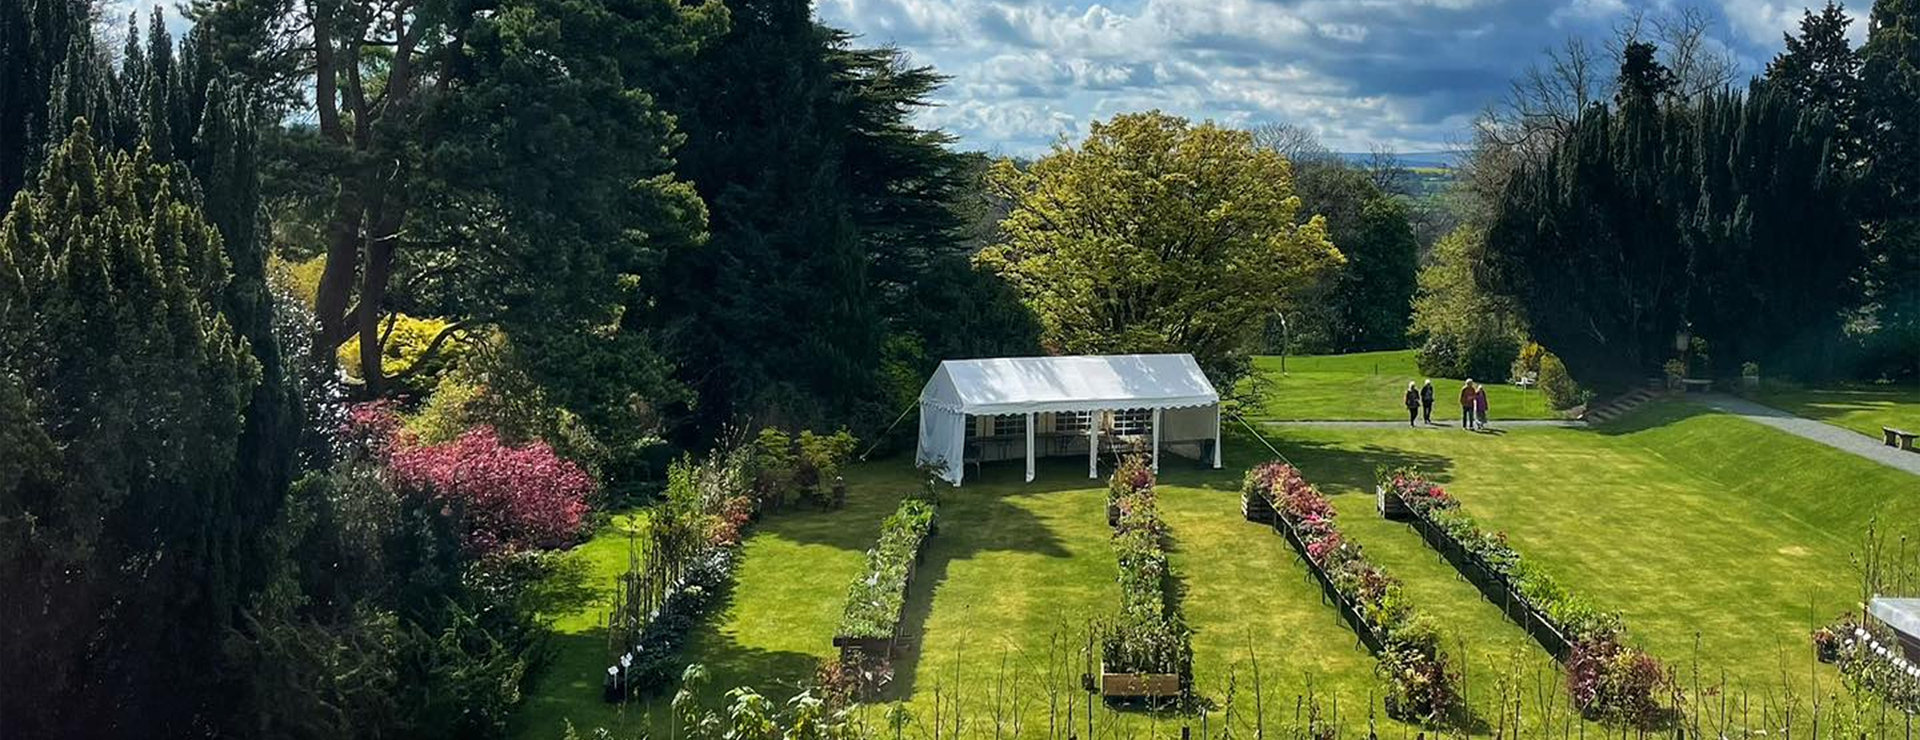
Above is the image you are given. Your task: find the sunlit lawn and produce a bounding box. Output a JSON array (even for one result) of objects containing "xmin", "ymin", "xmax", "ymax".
[
  {"xmin": 1239, "ymin": 350, "xmax": 1564, "ymax": 422},
  {"xmin": 513, "ymin": 401, "xmax": 1918, "ymax": 739},
  {"xmin": 1753, "ymin": 383, "xmax": 1920, "ymax": 440}
]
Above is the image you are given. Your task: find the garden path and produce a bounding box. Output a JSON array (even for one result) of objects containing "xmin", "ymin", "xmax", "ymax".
[
  {"xmin": 1697, "ymin": 393, "xmax": 1920, "ymax": 477},
  {"xmin": 1261, "ymin": 419, "xmax": 1586, "ymax": 429}
]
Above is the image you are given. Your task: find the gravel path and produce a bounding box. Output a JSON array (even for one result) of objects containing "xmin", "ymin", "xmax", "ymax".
[
  {"xmin": 1261, "ymin": 419, "xmax": 1587, "ymax": 430},
  {"xmin": 1695, "ymin": 394, "xmax": 1920, "ymax": 477}
]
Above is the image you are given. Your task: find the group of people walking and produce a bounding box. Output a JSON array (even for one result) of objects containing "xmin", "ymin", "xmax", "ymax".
[{"xmin": 1403, "ymin": 379, "xmax": 1491, "ymax": 430}]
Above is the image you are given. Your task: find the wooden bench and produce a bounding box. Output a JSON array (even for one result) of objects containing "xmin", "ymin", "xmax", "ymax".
[{"xmin": 1884, "ymin": 427, "xmax": 1918, "ymax": 452}]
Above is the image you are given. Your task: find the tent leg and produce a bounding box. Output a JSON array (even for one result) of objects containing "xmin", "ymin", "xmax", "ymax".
[
  {"xmin": 1212, "ymin": 405, "xmax": 1223, "ymax": 469},
  {"xmin": 1088, "ymin": 416, "xmax": 1099, "ymax": 479},
  {"xmin": 1151, "ymin": 408, "xmax": 1162, "ymax": 473},
  {"xmin": 1025, "ymin": 412, "xmax": 1036, "ymax": 483}
]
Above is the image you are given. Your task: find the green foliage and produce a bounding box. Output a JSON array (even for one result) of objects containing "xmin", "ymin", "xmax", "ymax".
[
  {"xmin": 1537, "ymin": 352, "xmax": 1583, "ymax": 410},
  {"xmin": 1485, "ymin": 81, "xmax": 1863, "ymax": 385},
  {"xmin": 1410, "ymin": 227, "xmax": 1525, "ymax": 381},
  {"xmin": 980, "ymin": 112, "xmax": 1342, "ymax": 391},
  {"xmin": 1096, "ymin": 459, "xmax": 1191, "ymax": 684},
  {"xmin": 1860, "ymin": 0, "xmax": 1920, "ymax": 380},
  {"xmin": 406, "ymin": 359, "xmax": 613, "ymax": 484},
  {"xmin": 837, "ymin": 498, "xmax": 937, "ymax": 639},
  {"xmin": 648, "ymin": 0, "xmax": 983, "ymax": 440},
  {"xmin": 0, "ymin": 122, "xmax": 265, "ymax": 736},
  {"xmin": 1288, "ymin": 161, "xmax": 1421, "ymax": 353},
  {"xmin": 339, "ymin": 313, "xmax": 472, "ymax": 397}
]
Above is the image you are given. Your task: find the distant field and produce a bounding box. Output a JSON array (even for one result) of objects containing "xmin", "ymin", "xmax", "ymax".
[
  {"xmin": 1238, "ymin": 349, "xmax": 1564, "ymax": 422},
  {"xmin": 1753, "ymin": 383, "xmax": 1920, "ymax": 439}
]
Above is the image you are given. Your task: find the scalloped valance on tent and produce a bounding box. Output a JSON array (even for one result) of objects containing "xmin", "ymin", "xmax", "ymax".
[{"xmin": 915, "ymin": 354, "xmax": 1222, "ymax": 486}]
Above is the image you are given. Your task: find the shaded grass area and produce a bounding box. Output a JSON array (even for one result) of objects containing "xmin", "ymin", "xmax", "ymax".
[
  {"xmin": 515, "ymin": 400, "xmax": 1916, "ymax": 738},
  {"xmin": 1753, "ymin": 383, "xmax": 1920, "ymax": 440},
  {"xmin": 1240, "ymin": 350, "xmax": 1562, "ymax": 422}
]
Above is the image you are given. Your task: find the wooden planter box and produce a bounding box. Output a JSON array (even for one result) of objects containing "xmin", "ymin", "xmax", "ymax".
[
  {"xmin": 1097, "ymin": 665, "xmax": 1183, "ymax": 699},
  {"xmin": 1376, "ymin": 485, "xmax": 1411, "ymax": 521},
  {"xmin": 1391, "ymin": 490, "xmax": 1574, "ymax": 661}
]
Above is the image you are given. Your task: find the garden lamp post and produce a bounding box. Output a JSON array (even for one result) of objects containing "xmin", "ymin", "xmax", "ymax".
[{"xmin": 1272, "ymin": 311, "xmax": 1290, "ymax": 376}]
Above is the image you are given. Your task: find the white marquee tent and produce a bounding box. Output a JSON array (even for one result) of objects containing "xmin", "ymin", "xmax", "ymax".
[{"xmin": 915, "ymin": 354, "xmax": 1222, "ymax": 485}]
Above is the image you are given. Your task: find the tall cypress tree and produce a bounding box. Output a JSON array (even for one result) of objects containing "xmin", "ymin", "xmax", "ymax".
[
  {"xmin": 1862, "ymin": 0, "xmax": 1920, "ymax": 378},
  {"xmin": 653, "ymin": 0, "xmax": 972, "ymax": 438},
  {"xmin": 0, "ymin": 120, "xmax": 260, "ymax": 738},
  {"xmin": 0, "ymin": 0, "xmax": 87, "ymax": 211}
]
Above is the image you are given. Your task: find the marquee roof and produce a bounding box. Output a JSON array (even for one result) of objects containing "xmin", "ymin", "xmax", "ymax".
[
  {"xmin": 1871, "ymin": 597, "xmax": 1920, "ymax": 639},
  {"xmin": 918, "ymin": 354, "xmax": 1220, "ymax": 416}
]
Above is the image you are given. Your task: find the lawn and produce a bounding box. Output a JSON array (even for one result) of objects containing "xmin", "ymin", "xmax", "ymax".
[
  {"xmin": 513, "ymin": 400, "xmax": 1919, "ymax": 739},
  {"xmin": 1239, "ymin": 350, "xmax": 1564, "ymax": 422},
  {"xmin": 1753, "ymin": 383, "xmax": 1920, "ymax": 440}
]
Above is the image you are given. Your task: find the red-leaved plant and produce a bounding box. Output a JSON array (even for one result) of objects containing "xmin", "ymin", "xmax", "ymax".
[{"xmin": 347, "ymin": 402, "xmax": 596, "ymax": 555}]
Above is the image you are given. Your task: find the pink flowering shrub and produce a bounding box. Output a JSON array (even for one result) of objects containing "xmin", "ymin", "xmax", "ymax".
[{"xmin": 385, "ymin": 425, "xmax": 596, "ymax": 556}]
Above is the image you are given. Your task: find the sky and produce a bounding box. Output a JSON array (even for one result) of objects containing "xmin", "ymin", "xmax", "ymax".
[
  {"xmin": 107, "ymin": 0, "xmax": 1871, "ymax": 156},
  {"xmin": 812, "ymin": 0, "xmax": 1872, "ymax": 155}
]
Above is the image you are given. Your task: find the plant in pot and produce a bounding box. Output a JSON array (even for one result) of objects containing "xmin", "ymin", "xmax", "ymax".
[
  {"xmin": 1662, "ymin": 359, "xmax": 1687, "ymax": 391},
  {"xmin": 1741, "ymin": 361, "xmax": 1761, "ymax": 390}
]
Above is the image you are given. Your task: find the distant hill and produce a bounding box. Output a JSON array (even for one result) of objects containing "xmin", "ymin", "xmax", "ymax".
[{"xmin": 1332, "ymin": 151, "xmax": 1458, "ymax": 169}]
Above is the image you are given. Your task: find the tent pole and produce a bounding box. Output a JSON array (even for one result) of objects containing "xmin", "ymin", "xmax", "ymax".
[
  {"xmin": 1212, "ymin": 404, "xmax": 1223, "ymax": 469},
  {"xmin": 1151, "ymin": 407, "xmax": 1162, "ymax": 473},
  {"xmin": 1025, "ymin": 412, "xmax": 1036, "ymax": 483},
  {"xmin": 1088, "ymin": 412, "xmax": 1099, "ymax": 479}
]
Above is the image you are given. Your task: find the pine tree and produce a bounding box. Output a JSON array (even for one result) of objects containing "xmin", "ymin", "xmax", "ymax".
[
  {"xmin": 0, "ymin": 120, "xmax": 259, "ymax": 737},
  {"xmin": 653, "ymin": 0, "xmax": 975, "ymax": 437},
  {"xmin": 1861, "ymin": 0, "xmax": 1920, "ymax": 378},
  {"xmin": 0, "ymin": 0, "xmax": 87, "ymax": 211}
]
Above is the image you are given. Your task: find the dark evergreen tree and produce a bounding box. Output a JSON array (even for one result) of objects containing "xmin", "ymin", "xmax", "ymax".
[
  {"xmin": 652, "ymin": 0, "xmax": 1000, "ymax": 438},
  {"xmin": 0, "ymin": 0, "xmax": 87, "ymax": 211},
  {"xmin": 0, "ymin": 121, "xmax": 260, "ymax": 738},
  {"xmin": 1616, "ymin": 41, "xmax": 1679, "ymax": 105},
  {"xmin": 1486, "ymin": 76, "xmax": 1864, "ymax": 385},
  {"xmin": 1768, "ymin": 2, "xmax": 1864, "ymax": 131},
  {"xmin": 1861, "ymin": 0, "xmax": 1920, "ymax": 378}
]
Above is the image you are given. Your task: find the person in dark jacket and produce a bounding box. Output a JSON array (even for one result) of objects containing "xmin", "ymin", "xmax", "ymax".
[
  {"xmin": 1420, "ymin": 379, "xmax": 1435, "ymax": 424},
  {"xmin": 1404, "ymin": 382, "xmax": 1420, "ymax": 427},
  {"xmin": 1459, "ymin": 380, "xmax": 1476, "ymax": 430}
]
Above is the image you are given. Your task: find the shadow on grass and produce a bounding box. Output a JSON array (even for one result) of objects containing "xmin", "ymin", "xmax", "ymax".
[
  {"xmin": 1240, "ymin": 431, "xmax": 1459, "ymax": 493},
  {"xmin": 1586, "ymin": 399, "xmax": 1713, "ymax": 436}
]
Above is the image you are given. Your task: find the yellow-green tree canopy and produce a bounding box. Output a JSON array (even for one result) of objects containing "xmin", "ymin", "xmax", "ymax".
[{"xmin": 977, "ymin": 111, "xmax": 1342, "ymax": 387}]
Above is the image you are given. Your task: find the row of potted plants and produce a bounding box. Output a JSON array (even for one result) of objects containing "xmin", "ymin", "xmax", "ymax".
[
  {"xmin": 836, "ymin": 496, "xmax": 939, "ymax": 646},
  {"xmin": 1243, "ymin": 462, "xmax": 1462, "ymax": 725},
  {"xmin": 1378, "ymin": 468, "xmax": 1668, "ymax": 727},
  {"xmin": 1097, "ymin": 456, "xmax": 1192, "ymax": 702},
  {"xmin": 1815, "ymin": 616, "xmax": 1920, "ymax": 713}
]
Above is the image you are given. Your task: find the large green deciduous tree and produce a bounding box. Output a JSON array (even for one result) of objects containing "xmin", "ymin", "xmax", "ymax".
[
  {"xmin": 190, "ymin": 0, "xmax": 723, "ymax": 400},
  {"xmin": 0, "ymin": 122, "xmax": 259, "ymax": 738},
  {"xmin": 1286, "ymin": 161, "xmax": 1420, "ymax": 353},
  {"xmin": 979, "ymin": 111, "xmax": 1342, "ymax": 389}
]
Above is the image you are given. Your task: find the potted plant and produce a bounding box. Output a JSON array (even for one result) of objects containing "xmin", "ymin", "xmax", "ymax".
[
  {"xmin": 1663, "ymin": 359, "xmax": 1687, "ymax": 391},
  {"xmin": 1741, "ymin": 361, "xmax": 1761, "ymax": 390}
]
